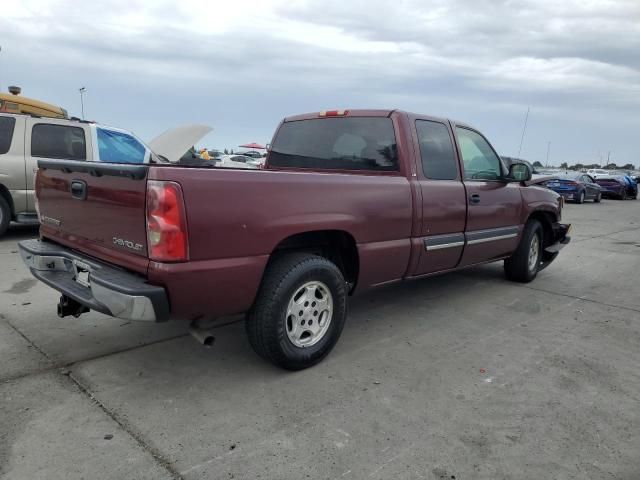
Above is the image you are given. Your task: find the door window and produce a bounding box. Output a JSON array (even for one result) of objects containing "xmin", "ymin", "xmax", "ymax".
[
  {"xmin": 31, "ymin": 124, "xmax": 86, "ymax": 160},
  {"xmin": 416, "ymin": 120, "xmax": 458, "ymax": 180},
  {"xmin": 0, "ymin": 117, "xmax": 16, "ymax": 155},
  {"xmin": 456, "ymin": 127, "xmax": 502, "ymax": 181}
]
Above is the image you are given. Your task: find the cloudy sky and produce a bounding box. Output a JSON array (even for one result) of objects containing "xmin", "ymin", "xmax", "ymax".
[{"xmin": 2, "ymin": 0, "xmax": 639, "ymax": 166}]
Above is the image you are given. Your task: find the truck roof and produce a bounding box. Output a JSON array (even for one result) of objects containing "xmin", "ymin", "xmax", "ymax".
[
  {"xmin": 0, "ymin": 92, "xmax": 67, "ymax": 118},
  {"xmin": 283, "ymin": 109, "xmax": 470, "ymax": 129}
]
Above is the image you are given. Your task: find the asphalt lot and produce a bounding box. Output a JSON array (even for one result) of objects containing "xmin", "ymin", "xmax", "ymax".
[{"xmin": 1, "ymin": 200, "xmax": 639, "ymax": 480}]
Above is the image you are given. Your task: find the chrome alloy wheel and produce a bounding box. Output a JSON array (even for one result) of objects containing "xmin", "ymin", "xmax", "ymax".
[
  {"xmin": 285, "ymin": 281, "xmax": 333, "ymax": 348},
  {"xmin": 528, "ymin": 234, "xmax": 540, "ymax": 272}
]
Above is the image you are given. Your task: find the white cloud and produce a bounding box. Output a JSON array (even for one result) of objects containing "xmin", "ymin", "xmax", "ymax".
[{"xmin": 1, "ymin": 0, "xmax": 638, "ymax": 165}]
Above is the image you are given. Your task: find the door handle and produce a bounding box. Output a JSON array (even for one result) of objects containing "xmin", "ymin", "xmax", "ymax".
[
  {"xmin": 469, "ymin": 193, "xmax": 481, "ymax": 205},
  {"xmin": 70, "ymin": 180, "xmax": 87, "ymax": 200}
]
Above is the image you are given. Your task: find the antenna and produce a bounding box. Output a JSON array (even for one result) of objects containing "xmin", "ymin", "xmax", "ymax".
[{"xmin": 517, "ymin": 107, "xmax": 530, "ymax": 158}]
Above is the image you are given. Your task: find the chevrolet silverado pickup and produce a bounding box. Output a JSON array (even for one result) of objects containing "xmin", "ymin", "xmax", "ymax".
[{"xmin": 19, "ymin": 109, "xmax": 570, "ymax": 370}]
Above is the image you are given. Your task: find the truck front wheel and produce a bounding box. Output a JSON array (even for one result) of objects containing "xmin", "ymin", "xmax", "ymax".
[
  {"xmin": 246, "ymin": 253, "xmax": 347, "ymax": 370},
  {"xmin": 504, "ymin": 219, "xmax": 543, "ymax": 283}
]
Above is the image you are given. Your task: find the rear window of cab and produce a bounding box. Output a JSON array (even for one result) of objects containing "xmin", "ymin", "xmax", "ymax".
[{"xmin": 269, "ymin": 117, "xmax": 399, "ymax": 171}]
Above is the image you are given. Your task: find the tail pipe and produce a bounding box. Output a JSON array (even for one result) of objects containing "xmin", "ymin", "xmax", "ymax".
[
  {"xmin": 57, "ymin": 295, "xmax": 90, "ymax": 318},
  {"xmin": 189, "ymin": 323, "xmax": 216, "ymax": 348}
]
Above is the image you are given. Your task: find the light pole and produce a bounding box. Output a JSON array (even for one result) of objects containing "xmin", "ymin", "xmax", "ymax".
[
  {"xmin": 546, "ymin": 141, "xmax": 551, "ymax": 167},
  {"xmin": 517, "ymin": 107, "xmax": 530, "ymax": 158},
  {"xmin": 78, "ymin": 87, "xmax": 86, "ymax": 119}
]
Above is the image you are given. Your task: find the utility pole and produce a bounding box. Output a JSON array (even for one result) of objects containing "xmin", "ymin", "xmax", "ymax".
[
  {"xmin": 517, "ymin": 107, "xmax": 530, "ymax": 159},
  {"xmin": 78, "ymin": 87, "xmax": 86, "ymax": 119},
  {"xmin": 546, "ymin": 141, "xmax": 551, "ymax": 167}
]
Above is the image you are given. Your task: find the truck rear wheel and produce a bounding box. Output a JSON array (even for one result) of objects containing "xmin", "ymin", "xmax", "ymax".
[
  {"xmin": 0, "ymin": 196, "xmax": 11, "ymax": 237},
  {"xmin": 504, "ymin": 219, "xmax": 543, "ymax": 283},
  {"xmin": 246, "ymin": 253, "xmax": 347, "ymax": 370}
]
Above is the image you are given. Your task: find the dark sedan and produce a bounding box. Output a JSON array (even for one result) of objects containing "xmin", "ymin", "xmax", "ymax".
[
  {"xmin": 595, "ymin": 176, "xmax": 637, "ymax": 200},
  {"xmin": 542, "ymin": 172, "xmax": 602, "ymax": 203}
]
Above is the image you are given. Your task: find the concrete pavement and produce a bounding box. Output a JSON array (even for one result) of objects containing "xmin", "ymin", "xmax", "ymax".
[{"xmin": 1, "ymin": 201, "xmax": 639, "ymax": 479}]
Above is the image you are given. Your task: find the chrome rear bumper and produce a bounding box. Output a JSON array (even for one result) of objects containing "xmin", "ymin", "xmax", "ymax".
[{"xmin": 19, "ymin": 239, "xmax": 169, "ymax": 322}]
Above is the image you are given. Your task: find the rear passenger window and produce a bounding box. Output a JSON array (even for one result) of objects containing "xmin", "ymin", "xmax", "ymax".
[
  {"xmin": 31, "ymin": 124, "xmax": 86, "ymax": 160},
  {"xmin": 0, "ymin": 117, "xmax": 16, "ymax": 155},
  {"xmin": 416, "ymin": 120, "xmax": 457, "ymax": 180},
  {"xmin": 269, "ymin": 117, "xmax": 398, "ymax": 171}
]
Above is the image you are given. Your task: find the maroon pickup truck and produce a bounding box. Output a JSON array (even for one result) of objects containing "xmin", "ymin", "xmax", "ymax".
[{"xmin": 19, "ymin": 109, "xmax": 570, "ymax": 369}]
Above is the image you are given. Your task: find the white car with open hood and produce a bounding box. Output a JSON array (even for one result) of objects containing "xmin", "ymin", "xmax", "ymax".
[{"xmin": 0, "ymin": 111, "xmax": 212, "ymax": 236}]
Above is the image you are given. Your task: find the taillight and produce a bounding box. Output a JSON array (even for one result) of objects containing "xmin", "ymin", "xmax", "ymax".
[{"xmin": 146, "ymin": 180, "xmax": 188, "ymax": 262}]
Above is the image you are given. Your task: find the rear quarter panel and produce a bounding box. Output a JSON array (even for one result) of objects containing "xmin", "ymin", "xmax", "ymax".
[{"xmin": 148, "ymin": 166, "xmax": 413, "ymax": 318}]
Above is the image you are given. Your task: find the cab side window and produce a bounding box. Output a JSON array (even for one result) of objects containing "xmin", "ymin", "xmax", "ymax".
[
  {"xmin": 416, "ymin": 120, "xmax": 458, "ymax": 180},
  {"xmin": 32, "ymin": 124, "xmax": 86, "ymax": 160},
  {"xmin": 0, "ymin": 117, "xmax": 16, "ymax": 155},
  {"xmin": 456, "ymin": 127, "xmax": 502, "ymax": 181}
]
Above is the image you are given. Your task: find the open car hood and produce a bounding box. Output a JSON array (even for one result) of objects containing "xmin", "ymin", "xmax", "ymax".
[{"xmin": 148, "ymin": 125, "xmax": 213, "ymax": 162}]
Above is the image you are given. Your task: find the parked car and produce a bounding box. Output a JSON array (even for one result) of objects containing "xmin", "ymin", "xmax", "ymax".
[
  {"xmin": 586, "ymin": 168, "xmax": 610, "ymax": 178},
  {"xmin": 621, "ymin": 175, "xmax": 638, "ymax": 199},
  {"xmin": 206, "ymin": 149, "xmax": 223, "ymax": 160},
  {"xmin": 541, "ymin": 172, "xmax": 602, "ymax": 203},
  {"xmin": 595, "ymin": 176, "xmax": 636, "ymax": 199},
  {"xmin": 0, "ymin": 112, "xmax": 209, "ymax": 237},
  {"xmin": 19, "ymin": 109, "xmax": 571, "ymax": 370},
  {"xmin": 218, "ymin": 154, "xmax": 260, "ymax": 169},
  {"xmin": 240, "ymin": 150, "xmax": 265, "ymax": 159}
]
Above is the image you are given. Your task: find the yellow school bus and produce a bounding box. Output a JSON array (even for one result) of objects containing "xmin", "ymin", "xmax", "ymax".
[{"xmin": 0, "ymin": 87, "xmax": 68, "ymax": 119}]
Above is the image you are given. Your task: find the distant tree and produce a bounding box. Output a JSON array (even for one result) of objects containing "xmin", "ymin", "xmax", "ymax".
[
  {"xmin": 605, "ymin": 163, "xmax": 618, "ymax": 169},
  {"xmin": 230, "ymin": 148, "xmax": 234, "ymax": 154},
  {"xmin": 532, "ymin": 161, "xmax": 543, "ymax": 168},
  {"xmin": 573, "ymin": 163, "xmax": 584, "ymax": 171},
  {"xmin": 621, "ymin": 163, "xmax": 635, "ymax": 170},
  {"xmin": 560, "ymin": 162, "xmax": 568, "ymax": 169},
  {"xmin": 224, "ymin": 148, "xmax": 229, "ymax": 154}
]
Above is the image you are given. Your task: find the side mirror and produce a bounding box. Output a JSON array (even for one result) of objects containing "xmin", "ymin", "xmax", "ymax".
[{"xmin": 507, "ymin": 163, "xmax": 532, "ymax": 182}]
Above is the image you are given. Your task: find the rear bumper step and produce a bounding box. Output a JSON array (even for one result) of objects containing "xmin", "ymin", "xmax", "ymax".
[{"xmin": 18, "ymin": 239, "xmax": 169, "ymax": 322}]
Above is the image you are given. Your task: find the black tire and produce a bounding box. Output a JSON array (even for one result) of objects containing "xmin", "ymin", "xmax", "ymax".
[
  {"xmin": 594, "ymin": 192, "xmax": 601, "ymax": 203},
  {"xmin": 0, "ymin": 195, "xmax": 11, "ymax": 238},
  {"xmin": 576, "ymin": 190, "xmax": 585, "ymax": 204},
  {"xmin": 621, "ymin": 190, "xmax": 627, "ymax": 200},
  {"xmin": 504, "ymin": 220, "xmax": 543, "ymax": 283},
  {"xmin": 246, "ymin": 253, "xmax": 347, "ymax": 370}
]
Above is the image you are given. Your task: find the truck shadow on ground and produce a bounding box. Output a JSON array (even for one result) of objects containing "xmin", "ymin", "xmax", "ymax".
[
  {"xmin": 3, "ymin": 224, "xmax": 39, "ymax": 241},
  {"xmin": 73, "ymin": 262, "xmax": 525, "ymax": 387}
]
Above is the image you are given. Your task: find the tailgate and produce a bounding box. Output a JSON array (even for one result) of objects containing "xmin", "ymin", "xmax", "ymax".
[{"xmin": 36, "ymin": 159, "xmax": 150, "ymax": 274}]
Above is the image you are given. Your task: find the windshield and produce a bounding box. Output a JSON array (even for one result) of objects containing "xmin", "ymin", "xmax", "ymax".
[
  {"xmin": 553, "ymin": 173, "xmax": 580, "ymax": 180},
  {"xmin": 96, "ymin": 128, "xmax": 147, "ymax": 164}
]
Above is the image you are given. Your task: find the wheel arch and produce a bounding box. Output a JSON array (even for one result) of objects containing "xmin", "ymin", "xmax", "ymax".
[
  {"xmin": 0, "ymin": 183, "xmax": 16, "ymax": 220},
  {"xmin": 268, "ymin": 229, "xmax": 359, "ymax": 293},
  {"xmin": 527, "ymin": 209, "xmax": 556, "ymax": 249}
]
